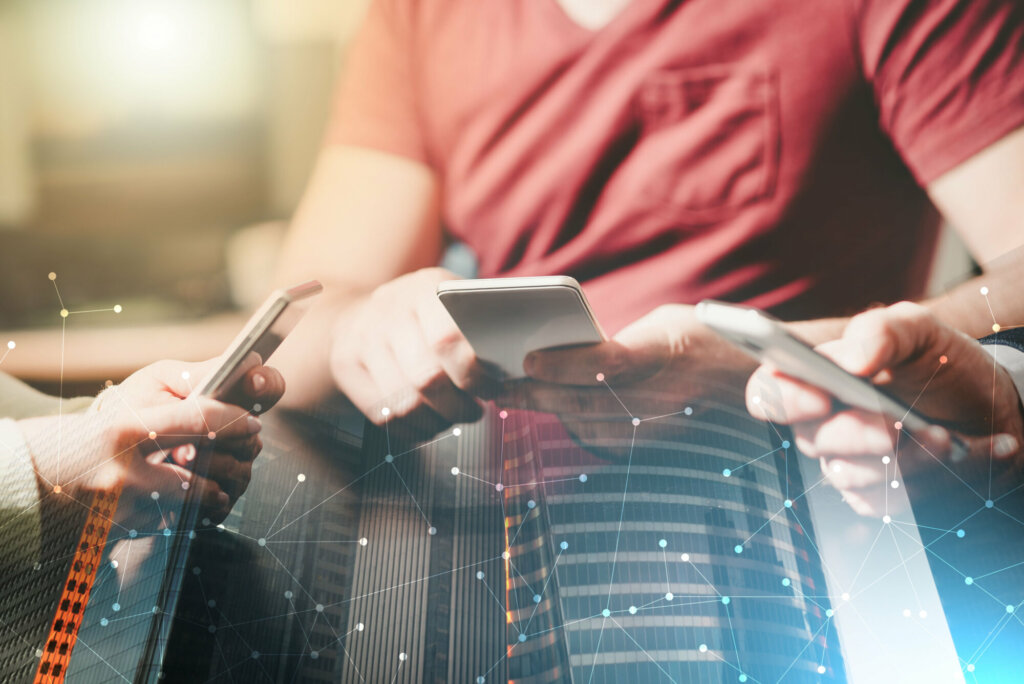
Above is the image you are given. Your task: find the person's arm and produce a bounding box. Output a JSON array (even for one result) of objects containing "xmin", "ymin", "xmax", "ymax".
[{"xmin": 270, "ymin": 146, "xmax": 444, "ymax": 409}]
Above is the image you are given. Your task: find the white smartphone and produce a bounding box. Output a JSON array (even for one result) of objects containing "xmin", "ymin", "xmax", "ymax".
[
  {"xmin": 437, "ymin": 276, "xmax": 605, "ymax": 378},
  {"xmin": 191, "ymin": 280, "xmax": 323, "ymax": 399},
  {"xmin": 695, "ymin": 299, "xmax": 967, "ymax": 460}
]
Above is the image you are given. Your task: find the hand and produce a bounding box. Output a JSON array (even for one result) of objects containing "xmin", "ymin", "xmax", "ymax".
[
  {"xmin": 20, "ymin": 396, "xmax": 262, "ymax": 527},
  {"xmin": 745, "ymin": 302, "xmax": 1024, "ymax": 516},
  {"xmin": 329, "ymin": 267, "xmax": 501, "ymax": 442},
  {"xmin": 515, "ymin": 304, "xmax": 756, "ymax": 452},
  {"xmin": 91, "ymin": 358, "xmax": 286, "ymax": 516}
]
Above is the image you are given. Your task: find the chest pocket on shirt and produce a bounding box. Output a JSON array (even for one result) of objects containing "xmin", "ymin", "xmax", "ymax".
[{"xmin": 635, "ymin": 65, "xmax": 779, "ymax": 219}]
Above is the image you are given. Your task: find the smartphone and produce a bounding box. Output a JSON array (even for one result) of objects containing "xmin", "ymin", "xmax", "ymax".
[
  {"xmin": 437, "ymin": 276, "xmax": 605, "ymax": 378},
  {"xmin": 191, "ymin": 279, "xmax": 323, "ymax": 399},
  {"xmin": 695, "ymin": 299, "xmax": 967, "ymax": 460}
]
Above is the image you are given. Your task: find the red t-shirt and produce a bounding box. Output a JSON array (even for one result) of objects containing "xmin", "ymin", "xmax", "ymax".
[{"xmin": 329, "ymin": 0, "xmax": 1024, "ymax": 333}]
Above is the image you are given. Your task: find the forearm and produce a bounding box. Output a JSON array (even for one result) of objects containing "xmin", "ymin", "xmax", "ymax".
[{"xmin": 924, "ymin": 247, "xmax": 1024, "ymax": 338}]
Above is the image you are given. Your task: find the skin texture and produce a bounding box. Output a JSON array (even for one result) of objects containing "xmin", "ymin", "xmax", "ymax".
[
  {"xmin": 271, "ymin": 127, "xmax": 1024, "ymax": 443},
  {"xmin": 744, "ymin": 302, "xmax": 1024, "ymax": 516},
  {"xmin": 18, "ymin": 359, "xmax": 285, "ymax": 527}
]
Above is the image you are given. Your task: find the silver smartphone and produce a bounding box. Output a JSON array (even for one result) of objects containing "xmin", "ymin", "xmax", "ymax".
[
  {"xmin": 696, "ymin": 299, "xmax": 966, "ymax": 460},
  {"xmin": 437, "ymin": 276, "xmax": 605, "ymax": 379},
  {"xmin": 191, "ymin": 279, "xmax": 323, "ymax": 398}
]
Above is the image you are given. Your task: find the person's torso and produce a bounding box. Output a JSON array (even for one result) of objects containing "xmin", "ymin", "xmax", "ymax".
[{"xmin": 410, "ymin": 0, "xmax": 940, "ymax": 331}]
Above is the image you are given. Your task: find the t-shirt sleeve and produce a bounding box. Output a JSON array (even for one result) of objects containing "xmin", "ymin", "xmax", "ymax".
[
  {"xmin": 857, "ymin": 0, "xmax": 1024, "ymax": 185},
  {"xmin": 324, "ymin": 0, "xmax": 429, "ymax": 164}
]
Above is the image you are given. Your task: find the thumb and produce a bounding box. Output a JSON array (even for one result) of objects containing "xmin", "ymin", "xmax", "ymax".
[{"xmin": 822, "ymin": 302, "xmax": 936, "ymax": 378}]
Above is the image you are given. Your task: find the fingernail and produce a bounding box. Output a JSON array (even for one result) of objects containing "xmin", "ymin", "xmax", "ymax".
[
  {"xmin": 247, "ymin": 416, "xmax": 262, "ymax": 434},
  {"xmin": 182, "ymin": 444, "xmax": 196, "ymax": 463},
  {"xmin": 994, "ymin": 434, "xmax": 1019, "ymax": 458},
  {"xmin": 252, "ymin": 373, "xmax": 266, "ymax": 393}
]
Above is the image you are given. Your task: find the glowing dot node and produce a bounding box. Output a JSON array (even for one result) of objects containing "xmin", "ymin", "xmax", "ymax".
[
  {"xmin": 502, "ymin": 551, "xmax": 510, "ymax": 560},
  {"xmin": 315, "ymin": 604, "xmax": 324, "ymax": 612},
  {"xmin": 841, "ymin": 592, "xmax": 850, "ymax": 601},
  {"xmin": 385, "ymin": 454, "xmax": 394, "ymax": 463},
  {"xmin": 631, "ymin": 417, "xmax": 640, "ymax": 426},
  {"xmin": 48, "ymin": 272, "xmax": 56, "ymax": 281},
  {"xmin": 110, "ymin": 560, "xmax": 119, "ymax": 569},
  {"xmin": 817, "ymin": 666, "xmax": 827, "ymax": 675},
  {"xmin": 628, "ymin": 606, "xmax": 637, "ymax": 614},
  {"xmin": 148, "ymin": 431, "xmax": 157, "ymax": 440},
  {"xmin": 100, "ymin": 618, "xmax": 109, "ymax": 627},
  {"xmin": 151, "ymin": 491, "xmax": 159, "ymax": 500},
  {"xmin": 734, "ymin": 545, "xmax": 743, "ymax": 554},
  {"xmin": 721, "ymin": 596, "xmax": 731, "ymax": 605},
  {"xmin": 381, "ymin": 407, "xmax": 390, "ymax": 417},
  {"xmin": 359, "ymin": 537, "xmax": 368, "ymax": 546},
  {"xmin": 665, "ymin": 592, "xmax": 674, "ymax": 601},
  {"xmin": 752, "ymin": 395, "xmax": 761, "ymax": 404},
  {"xmin": 112, "ymin": 603, "xmax": 121, "ymax": 612},
  {"xmin": 699, "ymin": 644, "xmax": 708, "ymax": 653},
  {"xmin": 399, "ymin": 652, "xmax": 408, "ymax": 661},
  {"xmin": 980, "ymin": 286, "xmax": 990, "ymax": 296},
  {"xmin": 128, "ymin": 529, "xmax": 138, "ymax": 538},
  {"xmin": 680, "ymin": 553, "xmax": 690, "ymax": 562},
  {"xmin": 451, "ymin": 467, "xmax": 460, "ymax": 476},
  {"xmin": 296, "ymin": 473, "xmax": 307, "ymax": 483},
  {"xmin": 257, "ymin": 538, "xmax": 266, "ymax": 547},
  {"xmin": 357, "ymin": 622, "xmax": 365, "ymax": 631},
  {"xmin": 939, "ymin": 355, "xmax": 948, "ymax": 364},
  {"xmin": 919, "ymin": 610, "xmax": 927, "ymax": 619},
  {"xmin": 476, "ymin": 571, "xmax": 485, "ymax": 580},
  {"xmin": 6, "ymin": 341, "xmax": 13, "ymax": 350},
  {"xmin": 595, "ymin": 372, "xmax": 606, "ymax": 382},
  {"xmin": 533, "ymin": 594, "xmax": 542, "ymax": 603},
  {"xmin": 890, "ymin": 480, "xmax": 900, "ymax": 489},
  {"xmin": 993, "ymin": 323, "xmax": 1002, "ymax": 332},
  {"xmin": 60, "ymin": 309, "xmax": 68, "ymax": 318},
  {"xmin": 495, "ymin": 483, "xmax": 503, "ymax": 491},
  {"xmin": 253, "ymin": 403, "xmax": 262, "ymax": 412},
  {"xmin": 601, "ymin": 608, "xmax": 611, "ymax": 618},
  {"xmin": 739, "ymin": 675, "xmax": 748, "ymax": 683},
  {"xmin": 453, "ymin": 427, "xmax": 462, "ymax": 436},
  {"xmin": 560, "ymin": 541, "xmax": 569, "ymax": 550},
  {"xmin": 782, "ymin": 578, "xmax": 791, "ymax": 587},
  {"xmin": 986, "ymin": 499, "xmax": 995, "ymax": 508},
  {"xmin": 784, "ymin": 499, "xmax": 792, "ymax": 508},
  {"xmin": 903, "ymin": 609, "xmax": 911, "ymax": 617},
  {"xmin": 207, "ymin": 599, "xmax": 215, "ymax": 608},
  {"xmin": 659, "ymin": 539, "xmax": 668, "ymax": 549},
  {"xmin": 499, "ymin": 410, "xmax": 508, "ymax": 419},
  {"xmin": 477, "ymin": 677, "xmax": 485, "ymax": 684},
  {"xmin": 113, "ymin": 304, "xmax": 122, "ymax": 313},
  {"xmin": 579, "ymin": 473, "xmax": 588, "ymax": 482},
  {"xmin": 284, "ymin": 590, "xmax": 293, "ymax": 599},
  {"xmin": 1007, "ymin": 605, "xmax": 1015, "ymax": 614},
  {"xmin": 181, "ymin": 482, "xmax": 189, "ymax": 490},
  {"xmin": 826, "ymin": 609, "xmax": 834, "ymax": 617},
  {"xmin": 882, "ymin": 455, "xmax": 891, "ymax": 465},
  {"xmin": 252, "ymin": 651, "xmax": 259, "ymax": 660},
  {"xmin": 882, "ymin": 515, "xmax": 892, "ymax": 524},
  {"xmin": 310, "ymin": 651, "xmax": 319, "ymax": 660},
  {"xmin": 518, "ymin": 633, "xmax": 527, "ymax": 642},
  {"xmin": 894, "ymin": 421, "xmax": 903, "ymax": 430},
  {"xmin": 208, "ymin": 431, "xmax": 217, "ymax": 440},
  {"xmin": 722, "ymin": 468, "xmax": 732, "ymax": 477},
  {"xmin": 428, "ymin": 526, "xmax": 437, "ymax": 535},
  {"xmin": 163, "ymin": 528, "xmax": 171, "ymax": 537},
  {"xmin": 527, "ymin": 499, "xmax": 536, "ymax": 509},
  {"xmin": 957, "ymin": 529, "xmax": 965, "ymax": 538},
  {"xmin": 967, "ymin": 664, "xmax": 976, "ymax": 673},
  {"xmin": 684, "ymin": 407, "xmax": 693, "ymax": 415},
  {"xmin": 53, "ymin": 485, "xmax": 62, "ymax": 494}
]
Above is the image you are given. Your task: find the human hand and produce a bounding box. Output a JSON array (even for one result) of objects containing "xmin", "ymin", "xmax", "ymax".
[
  {"xmin": 515, "ymin": 304, "xmax": 756, "ymax": 452},
  {"xmin": 91, "ymin": 358, "xmax": 286, "ymax": 514},
  {"xmin": 329, "ymin": 267, "xmax": 501, "ymax": 442},
  {"xmin": 745, "ymin": 302, "xmax": 1024, "ymax": 516},
  {"xmin": 20, "ymin": 396, "xmax": 262, "ymax": 526}
]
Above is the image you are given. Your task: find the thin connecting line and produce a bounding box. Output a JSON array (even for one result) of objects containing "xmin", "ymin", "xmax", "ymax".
[
  {"xmin": 388, "ymin": 461, "xmax": 432, "ymax": 527},
  {"xmin": 599, "ymin": 376, "xmax": 634, "ymax": 419},
  {"xmin": 603, "ymin": 424, "xmax": 638, "ymax": 609},
  {"xmin": 265, "ymin": 478, "xmax": 303, "ymax": 538},
  {"xmin": 608, "ymin": 616, "xmax": 679, "ymax": 683},
  {"xmin": 899, "ymin": 359, "xmax": 944, "ymax": 421}
]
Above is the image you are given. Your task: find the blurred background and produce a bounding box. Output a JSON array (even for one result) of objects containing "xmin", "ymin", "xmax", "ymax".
[
  {"xmin": 0, "ymin": 0, "xmax": 973, "ymax": 396},
  {"xmin": 0, "ymin": 0, "xmax": 369, "ymax": 392}
]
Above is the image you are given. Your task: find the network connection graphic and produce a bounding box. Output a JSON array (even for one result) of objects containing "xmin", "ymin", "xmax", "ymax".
[{"xmin": 0, "ymin": 276, "xmax": 1023, "ymax": 683}]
